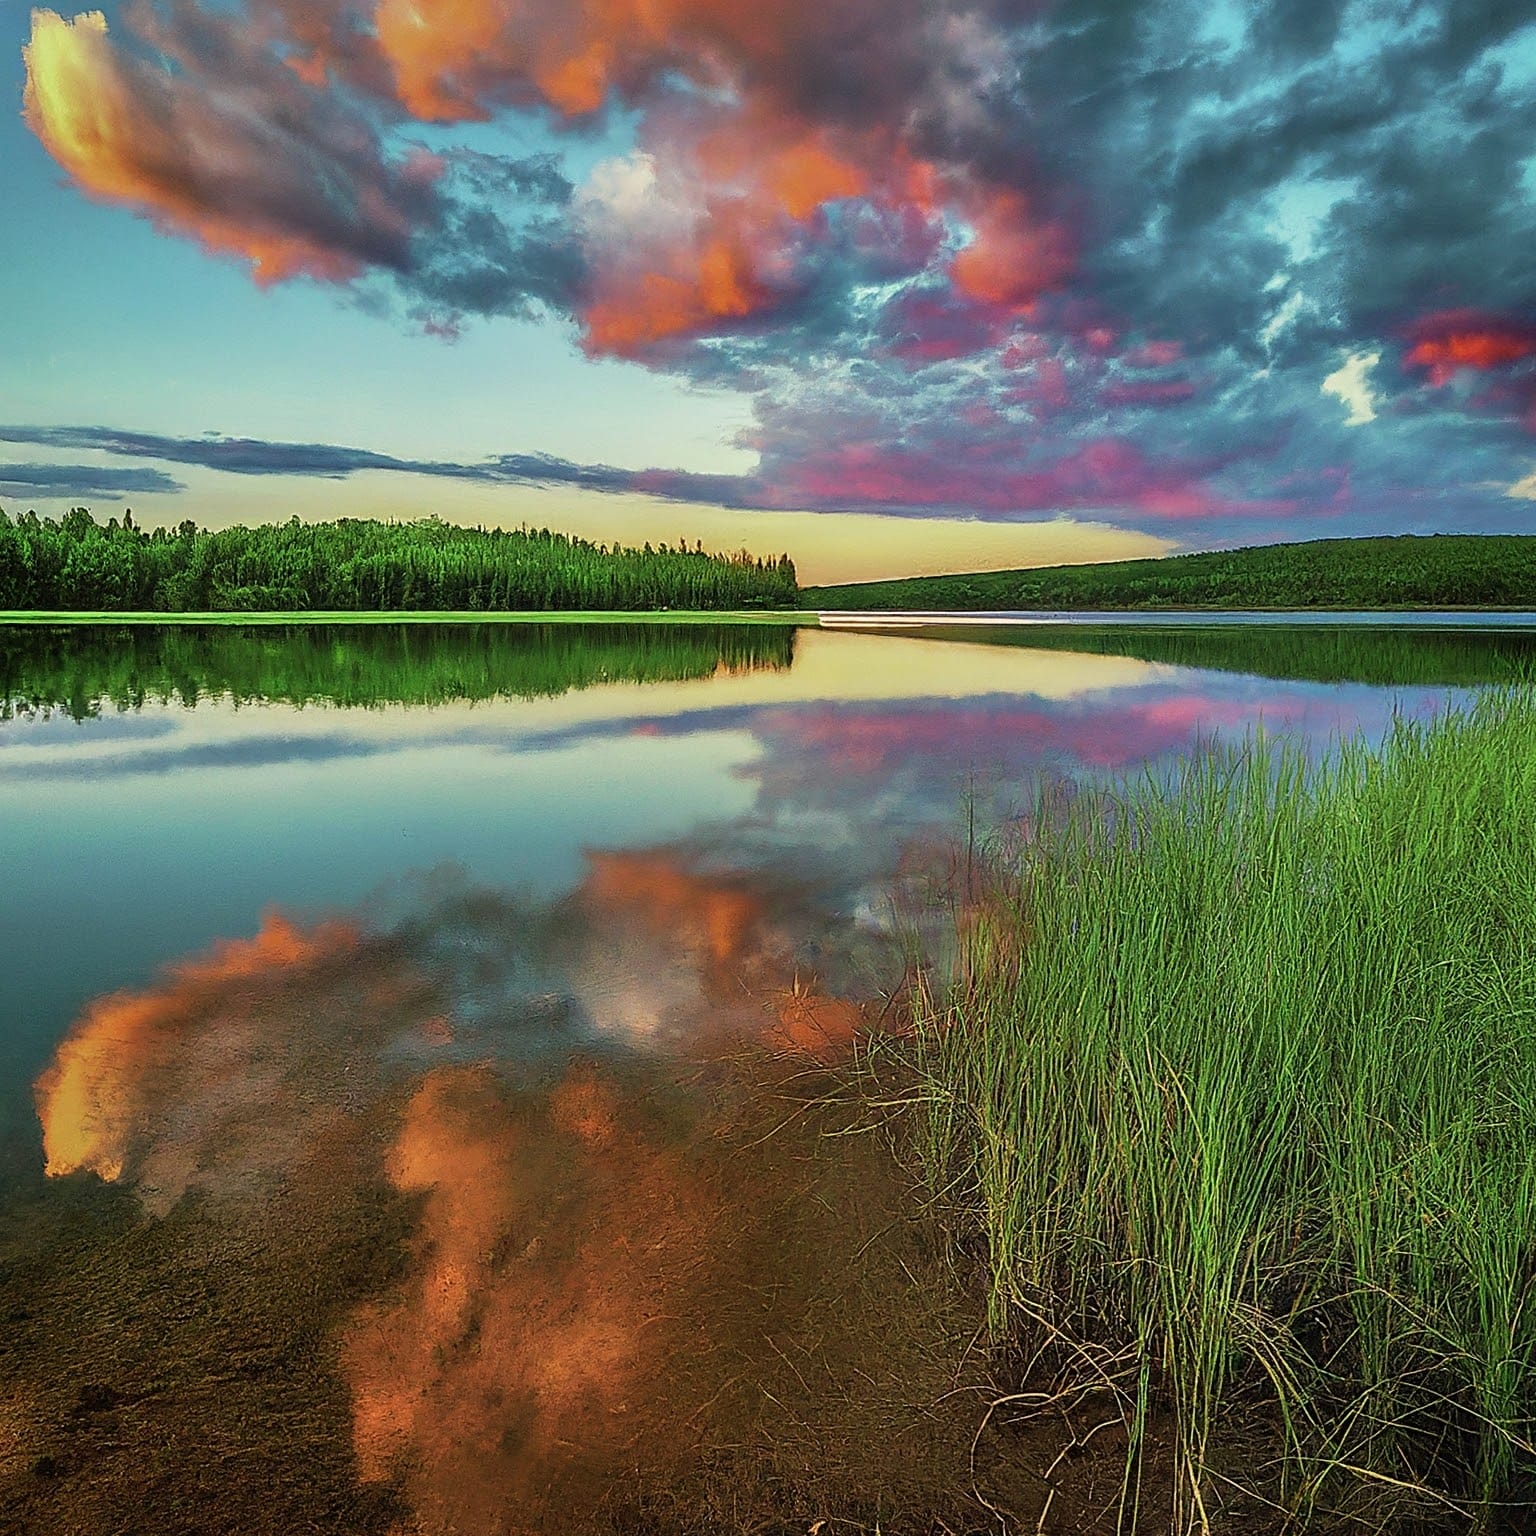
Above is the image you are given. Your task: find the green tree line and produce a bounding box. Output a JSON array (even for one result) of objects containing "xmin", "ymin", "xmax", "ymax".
[
  {"xmin": 0, "ymin": 621, "xmax": 797, "ymax": 721},
  {"xmin": 808, "ymin": 533, "xmax": 1536, "ymax": 611},
  {"xmin": 0, "ymin": 507, "xmax": 799, "ymax": 612}
]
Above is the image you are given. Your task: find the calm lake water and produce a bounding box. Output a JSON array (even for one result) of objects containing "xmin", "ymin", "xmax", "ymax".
[{"xmin": 2, "ymin": 616, "xmax": 1534, "ymax": 1532}]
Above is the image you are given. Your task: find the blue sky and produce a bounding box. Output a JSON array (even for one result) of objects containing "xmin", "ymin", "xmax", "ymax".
[{"xmin": 4, "ymin": 0, "xmax": 1535, "ymax": 581}]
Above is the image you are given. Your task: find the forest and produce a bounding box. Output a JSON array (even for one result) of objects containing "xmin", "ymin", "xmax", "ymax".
[
  {"xmin": 808, "ymin": 533, "xmax": 1536, "ymax": 610},
  {"xmin": 0, "ymin": 507, "xmax": 799, "ymax": 612}
]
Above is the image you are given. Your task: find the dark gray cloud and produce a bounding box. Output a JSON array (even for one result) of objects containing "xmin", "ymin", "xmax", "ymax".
[
  {"xmin": 0, "ymin": 463, "xmax": 185, "ymax": 502},
  {"xmin": 404, "ymin": 151, "xmax": 587, "ymax": 324},
  {"xmin": 0, "ymin": 732, "xmax": 393, "ymax": 781},
  {"xmin": 0, "ymin": 424, "xmax": 761, "ymax": 509},
  {"xmin": 970, "ymin": 4, "xmax": 1536, "ymax": 403}
]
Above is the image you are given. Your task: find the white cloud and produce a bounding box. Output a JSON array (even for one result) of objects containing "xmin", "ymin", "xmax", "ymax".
[
  {"xmin": 1321, "ymin": 350, "xmax": 1380, "ymax": 425},
  {"xmin": 1506, "ymin": 467, "xmax": 1536, "ymax": 500},
  {"xmin": 574, "ymin": 151, "xmax": 699, "ymax": 246},
  {"xmin": 1258, "ymin": 287, "xmax": 1308, "ymax": 353},
  {"xmin": 577, "ymin": 152, "xmax": 659, "ymax": 220}
]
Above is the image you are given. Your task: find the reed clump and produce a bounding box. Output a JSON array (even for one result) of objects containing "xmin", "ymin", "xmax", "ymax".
[{"xmin": 912, "ymin": 686, "xmax": 1536, "ymax": 1531}]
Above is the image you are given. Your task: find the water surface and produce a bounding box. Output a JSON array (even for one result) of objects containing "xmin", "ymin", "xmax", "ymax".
[
  {"xmin": 5, "ymin": 617, "xmax": 1533, "ymax": 1133},
  {"xmin": 2, "ymin": 617, "xmax": 1531, "ymax": 1533}
]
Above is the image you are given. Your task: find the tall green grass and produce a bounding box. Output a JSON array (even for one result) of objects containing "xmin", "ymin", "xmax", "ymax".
[{"xmin": 911, "ymin": 689, "xmax": 1536, "ymax": 1530}]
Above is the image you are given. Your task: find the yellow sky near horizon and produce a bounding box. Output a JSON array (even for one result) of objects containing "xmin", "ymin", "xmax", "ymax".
[{"xmin": 3, "ymin": 458, "xmax": 1179, "ymax": 585}]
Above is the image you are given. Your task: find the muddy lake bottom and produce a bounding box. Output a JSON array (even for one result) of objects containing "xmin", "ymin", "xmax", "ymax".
[
  {"xmin": 0, "ymin": 1050, "xmax": 1232, "ymax": 1536},
  {"xmin": 6, "ymin": 616, "xmax": 1535, "ymax": 1533}
]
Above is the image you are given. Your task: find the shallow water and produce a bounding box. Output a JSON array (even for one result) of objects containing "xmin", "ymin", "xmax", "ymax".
[{"xmin": 2, "ymin": 617, "xmax": 1532, "ymax": 1533}]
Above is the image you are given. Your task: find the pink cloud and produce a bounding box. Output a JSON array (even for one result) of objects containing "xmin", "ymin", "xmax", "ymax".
[
  {"xmin": 1121, "ymin": 340, "xmax": 1185, "ymax": 368},
  {"xmin": 773, "ymin": 434, "xmax": 1250, "ymax": 520},
  {"xmin": 880, "ymin": 290, "xmax": 1009, "ymax": 364},
  {"xmin": 764, "ymin": 693, "xmax": 1310, "ymax": 776},
  {"xmin": 1403, "ymin": 309, "xmax": 1536, "ymax": 387},
  {"xmin": 1099, "ymin": 377, "xmax": 1197, "ymax": 408}
]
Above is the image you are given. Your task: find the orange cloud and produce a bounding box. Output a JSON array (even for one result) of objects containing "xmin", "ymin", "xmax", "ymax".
[
  {"xmin": 363, "ymin": 0, "xmax": 1068, "ymax": 353},
  {"xmin": 763, "ymin": 140, "xmax": 869, "ymax": 222},
  {"xmin": 951, "ymin": 190, "xmax": 1074, "ymax": 308},
  {"xmin": 373, "ymin": 0, "xmax": 516, "ymax": 121},
  {"xmin": 24, "ymin": 1, "xmax": 1075, "ymax": 368},
  {"xmin": 576, "ymin": 116, "xmax": 913, "ymax": 354},
  {"xmin": 582, "ymin": 850, "xmax": 763, "ymax": 974},
  {"xmin": 578, "ymin": 850, "xmax": 875, "ymax": 1061},
  {"xmin": 343, "ymin": 1060, "xmax": 722, "ymax": 1530},
  {"xmin": 1404, "ymin": 311, "xmax": 1536, "ymax": 387},
  {"xmin": 584, "ymin": 229, "xmax": 773, "ymax": 353},
  {"xmin": 34, "ymin": 912, "xmax": 360, "ymax": 1191},
  {"xmin": 33, "ymin": 855, "xmax": 877, "ymax": 1221},
  {"xmin": 371, "ymin": 0, "xmax": 814, "ymax": 124},
  {"xmin": 578, "ymin": 122, "xmax": 1069, "ymax": 354},
  {"xmin": 23, "ymin": 8, "xmax": 431, "ymax": 284},
  {"xmin": 23, "ymin": 869, "xmax": 923, "ymax": 1524},
  {"xmin": 768, "ymin": 987, "xmax": 866, "ymax": 1061}
]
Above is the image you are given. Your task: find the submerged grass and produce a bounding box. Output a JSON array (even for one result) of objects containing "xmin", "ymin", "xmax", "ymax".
[{"xmin": 910, "ymin": 687, "xmax": 1536, "ymax": 1531}]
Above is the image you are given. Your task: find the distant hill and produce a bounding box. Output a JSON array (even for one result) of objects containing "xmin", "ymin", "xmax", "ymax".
[{"xmin": 805, "ymin": 535, "xmax": 1536, "ymax": 611}]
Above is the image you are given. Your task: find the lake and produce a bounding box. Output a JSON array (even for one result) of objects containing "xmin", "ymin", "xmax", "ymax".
[{"xmin": 3, "ymin": 616, "xmax": 1534, "ymax": 1533}]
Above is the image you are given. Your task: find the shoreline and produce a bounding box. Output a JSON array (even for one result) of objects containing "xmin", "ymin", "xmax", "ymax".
[
  {"xmin": 7, "ymin": 606, "xmax": 1536, "ymax": 629},
  {"xmin": 0, "ymin": 609, "xmax": 820, "ymax": 627}
]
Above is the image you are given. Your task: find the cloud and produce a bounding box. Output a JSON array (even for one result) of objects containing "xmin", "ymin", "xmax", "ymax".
[
  {"xmin": 0, "ymin": 418, "xmax": 1255, "ymax": 526},
  {"xmin": 1403, "ymin": 311, "xmax": 1536, "ymax": 388},
  {"xmin": 1321, "ymin": 351, "xmax": 1380, "ymax": 426},
  {"xmin": 1099, "ymin": 377, "xmax": 1199, "ymax": 410},
  {"xmin": 1397, "ymin": 310, "xmax": 1536, "ymax": 435},
  {"xmin": 34, "ymin": 912, "xmax": 363, "ymax": 1192},
  {"xmin": 0, "ymin": 422, "xmax": 755, "ymax": 507},
  {"xmin": 1507, "ymin": 468, "xmax": 1536, "ymax": 501},
  {"xmin": 21, "ymin": 2, "xmax": 1065, "ymax": 354},
  {"xmin": 32, "ymin": 858, "xmax": 876, "ymax": 1208},
  {"xmin": 1, "ymin": 733, "xmax": 395, "ymax": 782},
  {"xmin": 340, "ymin": 1059, "xmax": 724, "ymax": 1527},
  {"xmin": 17, "ymin": 1, "xmax": 1536, "ymax": 540},
  {"xmin": 22, "ymin": 865, "xmax": 930, "ymax": 1527},
  {"xmin": 23, "ymin": 8, "xmax": 437, "ymax": 284},
  {"xmin": 0, "ymin": 462, "xmax": 184, "ymax": 500}
]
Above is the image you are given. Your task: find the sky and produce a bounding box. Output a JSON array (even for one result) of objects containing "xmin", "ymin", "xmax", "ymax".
[{"xmin": 3, "ymin": 0, "xmax": 1535, "ymax": 584}]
